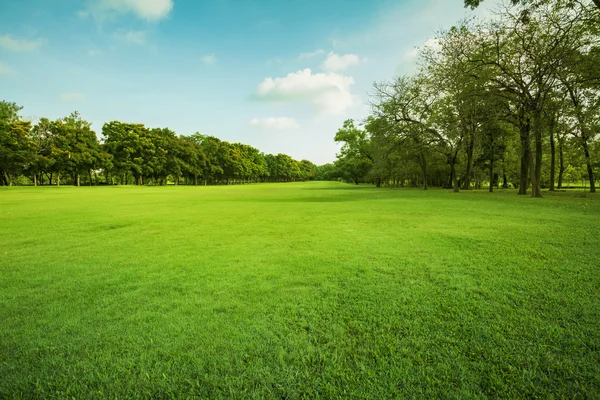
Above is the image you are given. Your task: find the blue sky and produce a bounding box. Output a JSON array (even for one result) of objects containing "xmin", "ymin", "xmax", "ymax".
[{"xmin": 0, "ymin": 0, "xmax": 493, "ymax": 164}]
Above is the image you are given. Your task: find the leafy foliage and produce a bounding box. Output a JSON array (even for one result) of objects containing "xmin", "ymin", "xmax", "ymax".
[
  {"xmin": 0, "ymin": 111, "xmax": 317, "ymax": 186},
  {"xmin": 334, "ymin": 0, "xmax": 599, "ymax": 195}
]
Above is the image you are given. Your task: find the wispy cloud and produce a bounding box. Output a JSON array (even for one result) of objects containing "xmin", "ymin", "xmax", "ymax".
[
  {"xmin": 264, "ymin": 50, "xmax": 327, "ymax": 67},
  {"xmin": 201, "ymin": 54, "xmax": 217, "ymax": 65},
  {"xmin": 298, "ymin": 49, "xmax": 325, "ymax": 60},
  {"xmin": 249, "ymin": 117, "xmax": 300, "ymax": 131},
  {"xmin": 60, "ymin": 92, "xmax": 86, "ymax": 102},
  {"xmin": 80, "ymin": 0, "xmax": 173, "ymax": 22},
  {"xmin": 0, "ymin": 34, "xmax": 45, "ymax": 52},
  {"xmin": 404, "ymin": 38, "xmax": 440, "ymax": 61},
  {"xmin": 321, "ymin": 51, "xmax": 365, "ymax": 72},
  {"xmin": 115, "ymin": 30, "xmax": 147, "ymax": 45}
]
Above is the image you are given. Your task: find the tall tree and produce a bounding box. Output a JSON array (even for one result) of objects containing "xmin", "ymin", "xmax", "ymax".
[
  {"xmin": 0, "ymin": 102, "xmax": 29, "ymax": 186},
  {"xmin": 464, "ymin": 2, "xmax": 587, "ymax": 196},
  {"xmin": 29, "ymin": 118, "xmax": 55, "ymax": 186},
  {"xmin": 0, "ymin": 120, "xmax": 34, "ymax": 186},
  {"xmin": 334, "ymin": 119, "xmax": 374, "ymax": 185}
]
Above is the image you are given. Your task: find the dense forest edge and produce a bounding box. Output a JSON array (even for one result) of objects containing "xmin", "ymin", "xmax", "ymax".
[{"xmin": 0, "ymin": 104, "xmax": 320, "ymax": 187}]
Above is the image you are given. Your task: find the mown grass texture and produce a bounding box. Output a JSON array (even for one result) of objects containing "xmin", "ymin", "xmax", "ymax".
[{"xmin": 0, "ymin": 182, "xmax": 599, "ymax": 398}]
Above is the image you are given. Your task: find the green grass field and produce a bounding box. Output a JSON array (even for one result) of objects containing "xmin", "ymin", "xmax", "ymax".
[{"xmin": 1, "ymin": 182, "xmax": 599, "ymax": 399}]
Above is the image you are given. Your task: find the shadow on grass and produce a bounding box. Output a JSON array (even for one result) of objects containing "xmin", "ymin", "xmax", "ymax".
[
  {"xmin": 254, "ymin": 196, "xmax": 360, "ymax": 203},
  {"xmin": 302, "ymin": 185, "xmax": 376, "ymax": 191}
]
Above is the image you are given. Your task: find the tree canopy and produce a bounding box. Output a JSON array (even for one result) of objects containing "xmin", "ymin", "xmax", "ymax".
[
  {"xmin": 0, "ymin": 109, "xmax": 317, "ymax": 187},
  {"xmin": 333, "ymin": 0, "xmax": 599, "ymax": 195}
]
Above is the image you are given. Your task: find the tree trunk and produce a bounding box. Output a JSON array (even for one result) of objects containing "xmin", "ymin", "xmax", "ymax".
[
  {"xmin": 49, "ymin": 172, "xmax": 53, "ymax": 186},
  {"xmin": 57, "ymin": 171, "xmax": 61, "ymax": 187},
  {"xmin": 518, "ymin": 114, "xmax": 530, "ymax": 195},
  {"xmin": 532, "ymin": 110, "xmax": 543, "ymax": 198},
  {"xmin": 549, "ymin": 115, "xmax": 556, "ymax": 191},
  {"xmin": 76, "ymin": 173, "xmax": 80, "ymax": 187},
  {"xmin": 558, "ymin": 133, "xmax": 565, "ymax": 189},
  {"xmin": 489, "ymin": 156, "xmax": 494, "ymax": 193},
  {"xmin": 33, "ymin": 174, "xmax": 37, "ymax": 187},
  {"xmin": 89, "ymin": 170, "xmax": 93, "ymax": 186},
  {"xmin": 582, "ymin": 139, "xmax": 596, "ymax": 193},
  {"xmin": 462, "ymin": 132, "xmax": 474, "ymax": 190},
  {"xmin": 419, "ymin": 152, "xmax": 428, "ymax": 190},
  {"xmin": 449, "ymin": 154, "xmax": 459, "ymax": 192},
  {"xmin": 528, "ymin": 144, "xmax": 536, "ymax": 194}
]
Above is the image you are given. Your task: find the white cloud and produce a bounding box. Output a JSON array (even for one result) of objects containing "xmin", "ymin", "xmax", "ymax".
[
  {"xmin": 60, "ymin": 92, "xmax": 86, "ymax": 102},
  {"xmin": 0, "ymin": 61, "xmax": 13, "ymax": 75},
  {"xmin": 404, "ymin": 48, "xmax": 418, "ymax": 60},
  {"xmin": 298, "ymin": 49, "xmax": 324, "ymax": 60},
  {"xmin": 424, "ymin": 38, "xmax": 441, "ymax": 50},
  {"xmin": 82, "ymin": 0, "xmax": 173, "ymax": 21},
  {"xmin": 88, "ymin": 49, "xmax": 102, "ymax": 56},
  {"xmin": 115, "ymin": 30, "xmax": 146, "ymax": 45},
  {"xmin": 404, "ymin": 38, "xmax": 440, "ymax": 60},
  {"xmin": 255, "ymin": 68, "xmax": 358, "ymax": 115},
  {"xmin": 201, "ymin": 54, "xmax": 217, "ymax": 65},
  {"xmin": 321, "ymin": 51, "xmax": 364, "ymax": 72},
  {"xmin": 0, "ymin": 34, "xmax": 44, "ymax": 52},
  {"xmin": 249, "ymin": 117, "xmax": 300, "ymax": 131}
]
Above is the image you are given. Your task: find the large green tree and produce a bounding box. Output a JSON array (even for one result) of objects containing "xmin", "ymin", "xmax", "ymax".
[{"xmin": 0, "ymin": 120, "xmax": 34, "ymax": 186}]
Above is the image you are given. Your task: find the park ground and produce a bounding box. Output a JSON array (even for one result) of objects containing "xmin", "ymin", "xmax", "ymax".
[{"xmin": 0, "ymin": 182, "xmax": 599, "ymax": 398}]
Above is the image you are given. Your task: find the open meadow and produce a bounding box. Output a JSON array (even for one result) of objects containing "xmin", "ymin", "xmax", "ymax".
[{"xmin": 1, "ymin": 182, "xmax": 599, "ymax": 398}]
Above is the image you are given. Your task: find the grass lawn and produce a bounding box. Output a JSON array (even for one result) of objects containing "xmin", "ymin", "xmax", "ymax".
[{"xmin": 1, "ymin": 181, "xmax": 599, "ymax": 398}]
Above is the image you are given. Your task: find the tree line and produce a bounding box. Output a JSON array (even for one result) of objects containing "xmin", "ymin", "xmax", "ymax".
[
  {"xmin": 0, "ymin": 103, "xmax": 317, "ymax": 186},
  {"xmin": 331, "ymin": 0, "xmax": 599, "ymax": 195}
]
